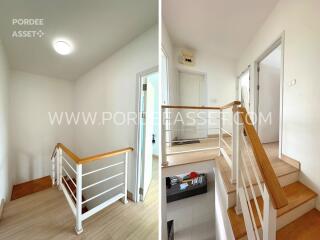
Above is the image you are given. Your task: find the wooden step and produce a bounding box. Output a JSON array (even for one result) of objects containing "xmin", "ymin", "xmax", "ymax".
[
  {"xmin": 228, "ymin": 182, "xmax": 317, "ymax": 239},
  {"xmin": 277, "ymin": 209, "xmax": 320, "ymax": 239},
  {"xmin": 11, "ymin": 176, "xmax": 52, "ymax": 200}
]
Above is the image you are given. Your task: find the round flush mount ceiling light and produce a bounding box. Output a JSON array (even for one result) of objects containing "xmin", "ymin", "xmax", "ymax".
[{"xmin": 53, "ymin": 39, "xmax": 73, "ymax": 55}]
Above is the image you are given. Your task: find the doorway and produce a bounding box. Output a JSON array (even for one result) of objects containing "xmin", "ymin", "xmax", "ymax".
[
  {"xmin": 256, "ymin": 39, "xmax": 283, "ymax": 157},
  {"xmin": 137, "ymin": 67, "xmax": 159, "ymax": 201},
  {"xmin": 178, "ymin": 71, "xmax": 207, "ymax": 140}
]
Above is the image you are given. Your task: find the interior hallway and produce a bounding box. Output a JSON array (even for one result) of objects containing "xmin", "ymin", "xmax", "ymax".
[{"xmin": 0, "ymin": 158, "xmax": 159, "ymax": 240}]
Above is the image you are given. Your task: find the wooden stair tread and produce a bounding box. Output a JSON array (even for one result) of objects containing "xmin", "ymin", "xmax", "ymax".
[
  {"xmin": 276, "ymin": 209, "xmax": 320, "ymax": 239},
  {"xmin": 228, "ymin": 182, "xmax": 317, "ymax": 239},
  {"xmin": 11, "ymin": 176, "xmax": 52, "ymax": 200}
]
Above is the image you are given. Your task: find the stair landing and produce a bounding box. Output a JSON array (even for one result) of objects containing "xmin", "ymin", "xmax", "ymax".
[{"xmin": 11, "ymin": 176, "xmax": 52, "ymax": 200}]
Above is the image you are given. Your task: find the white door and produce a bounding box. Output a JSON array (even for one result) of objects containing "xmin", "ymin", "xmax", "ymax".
[
  {"xmin": 258, "ymin": 46, "xmax": 281, "ymax": 143},
  {"xmin": 140, "ymin": 73, "xmax": 156, "ymax": 200},
  {"xmin": 179, "ymin": 71, "xmax": 206, "ymax": 139}
]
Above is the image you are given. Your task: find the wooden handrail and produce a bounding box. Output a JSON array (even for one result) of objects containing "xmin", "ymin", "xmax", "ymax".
[
  {"xmin": 237, "ymin": 107, "xmax": 288, "ymax": 209},
  {"xmin": 51, "ymin": 144, "xmax": 133, "ymax": 165},
  {"xmin": 161, "ymin": 101, "xmax": 241, "ymax": 110},
  {"xmin": 79, "ymin": 147, "xmax": 134, "ymax": 164},
  {"xmin": 220, "ymin": 100, "xmax": 241, "ymax": 110}
]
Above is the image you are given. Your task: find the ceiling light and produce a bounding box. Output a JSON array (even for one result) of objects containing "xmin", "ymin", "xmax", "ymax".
[{"xmin": 53, "ymin": 39, "xmax": 73, "ymax": 55}]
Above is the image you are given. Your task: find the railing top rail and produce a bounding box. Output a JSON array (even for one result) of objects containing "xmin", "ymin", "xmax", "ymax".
[
  {"xmin": 237, "ymin": 107, "xmax": 288, "ymax": 209},
  {"xmin": 161, "ymin": 101, "xmax": 241, "ymax": 110},
  {"xmin": 51, "ymin": 143, "xmax": 133, "ymax": 165},
  {"xmin": 79, "ymin": 147, "xmax": 133, "ymax": 164}
]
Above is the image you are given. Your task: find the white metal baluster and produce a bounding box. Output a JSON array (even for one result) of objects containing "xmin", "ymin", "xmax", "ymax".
[
  {"xmin": 122, "ymin": 152, "xmax": 128, "ymax": 204},
  {"xmin": 235, "ymin": 123, "xmax": 243, "ymax": 214},
  {"xmin": 75, "ymin": 164, "xmax": 83, "ymax": 235},
  {"xmin": 219, "ymin": 109, "xmax": 222, "ymax": 156},
  {"xmin": 58, "ymin": 148, "xmax": 63, "ymax": 190},
  {"xmin": 231, "ymin": 106, "xmax": 239, "ymax": 183},
  {"xmin": 161, "ymin": 107, "xmax": 167, "ymax": 166},
  {"xmin": 262, "ymin": 185, "xmax": 276, "ymax": 240}
]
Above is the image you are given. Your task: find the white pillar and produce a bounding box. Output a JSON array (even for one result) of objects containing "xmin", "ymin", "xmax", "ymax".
[
  {"xmin": 58, "ymin": 148, "xmax": 63, "ymax": 190},
  {"xmin": 51, "ymin": 154, "xmax": 55, "ymax": 186},
  {"xmin": 231, "ymin": 106, "xmax": 239, "ymax": 183},
  {"xmin": 75, "ymin": 164, "xmax": 83, "ymax": 235},
  {"xmin": 122, "ymin": 152, "xmax": 128, "ymax": 204},
  {"xmin": 263, "ymin": 186, "xmax": 277, "ymax": 240}
]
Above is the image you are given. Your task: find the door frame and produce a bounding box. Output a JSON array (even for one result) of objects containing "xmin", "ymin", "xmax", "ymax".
[
  {"xmin": 135, "ymin": 66, "xmax": 158, "ymax": 202},
  {"xmin": 254, "ymin": 32, "xmax": 285, "ymax": 158}
]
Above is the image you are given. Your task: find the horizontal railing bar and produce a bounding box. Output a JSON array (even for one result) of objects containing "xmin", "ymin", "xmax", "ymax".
[
  {"xmin": 162, "ymin": 105, "xmax": 221, "ymax": 110},
  {"xmin": 166, "ymin": 137, "xmax": 218, "ymax": 143},
  {"xmin": 61, "ymin": 184, "xmax": 76, "ymax": 216},
  {"xmin": 167, "ymin": 147, "xmax": 219, "ymax": 156},
  {"xmin": 82, "ymin": 161, "xmax": 124, "ymax": 177},
  {"xmin": 62, "ymin": 167, "xmax": 76, "ymax": 187},
  {"xmin": 81, "ymin": 193, "xmax": 124, "ymax": 221},
  {"xmin": 221, "ymin": 128, "xmax": 232, "ymax": 136},
  {"xmin": 82, "ymin": 172, "xmax": 124, "ymax": 191},
  {"xmin": 62, "ymin": 176, "xmax": 77, "ymax": 201},
  {"xmin": 165, "ymin": 127, "xmax": 219, "ymax": 132},
  {"xmin": 82, "ymin": 183, "xmax": 124, "ymax": 205},
  {"xmin": 62, "ymin": 156, "xmax": 77, "ymax": 174},
  {"xmin": 221, "ymin": 138, "xmax": 232, "ymax": 152}
]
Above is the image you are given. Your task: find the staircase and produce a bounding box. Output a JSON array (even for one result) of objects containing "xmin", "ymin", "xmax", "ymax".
[{"xmin": 228, "ymin": 181, "xmax": 318, "ymax": 239}]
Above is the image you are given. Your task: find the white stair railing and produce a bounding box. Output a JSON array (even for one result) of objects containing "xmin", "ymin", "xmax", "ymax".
[
  {"xmin": 161, "ymin": 101, "xmax": 240, "ymax": 170},
  {"xmin": 233, "ymin": 107, "xmax": 287, "ymax": 240},
  {"xmin": 51, "ymin": 144, "xmax": 133, "ymax": 234}
]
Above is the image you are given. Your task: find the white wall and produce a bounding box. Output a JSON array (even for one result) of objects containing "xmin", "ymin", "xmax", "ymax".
[
  {"xmin": 9, "ymin": 70, "xmax": 74, "ymax": 184},
  {"xmin": 0, "ymin": 39, "xmax": 11, "ymax": 201},
  {"xmin": 237, "ymin": 0, "xmax": 320, "ymax": 208},
  {"xmin": 73, "ymin": 26, "xmax": 158, "ymax": 200},
  {"xmin": 175, "ymin": 49, "xmax": 237, "ymax": 133}
]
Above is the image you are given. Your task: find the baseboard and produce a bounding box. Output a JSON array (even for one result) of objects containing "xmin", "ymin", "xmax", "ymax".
[
  {"xmin": 281, "ymin": 154, "xmax": 301, "ymax": 170},
  {"xmin": 0, "ymin": 198, "xmax": 4, "ymax": 220}
]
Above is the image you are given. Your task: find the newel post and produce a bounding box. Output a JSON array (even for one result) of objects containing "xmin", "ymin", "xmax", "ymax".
[
  {"xmin": 75, "ymin": 163, "xmax": 83, "ymax": 235},
  {"xmin": 263, "ymin": 185, "xmax": 277, "ymax": 240},
  {"xmin": 231, "ymin": 105, "xmax": 240, "ymax": 183}
]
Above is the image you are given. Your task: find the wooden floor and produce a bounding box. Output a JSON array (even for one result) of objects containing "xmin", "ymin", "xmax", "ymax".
[
  {"xmin": 0, "ymin": 160, "xmax": 159, "ymax": 240},
  {"xmin": 277, "ymin": 209, "xmax": 320, "ymax": 240},
  {"xmin": 11, "ymin": 176, "xmax": 52, "ymax": 200}
]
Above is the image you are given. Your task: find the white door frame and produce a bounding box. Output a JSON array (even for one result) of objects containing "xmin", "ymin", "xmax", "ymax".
[
  {"xmin": 135, "ymin": 66, "xmax": 158, "ymax": 202},
  {"xmin": 254, "ymin": 32, "xmax": 285, "ymax": 158}
]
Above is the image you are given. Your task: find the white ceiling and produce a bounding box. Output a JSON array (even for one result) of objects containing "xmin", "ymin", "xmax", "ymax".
[
  {"xmin": 163, "ymin": 0, "xmax": 279, "ymax": 60},
  {"xmin": 0, "ymin": 0, "xmax": 157, "ymax": 80}
]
